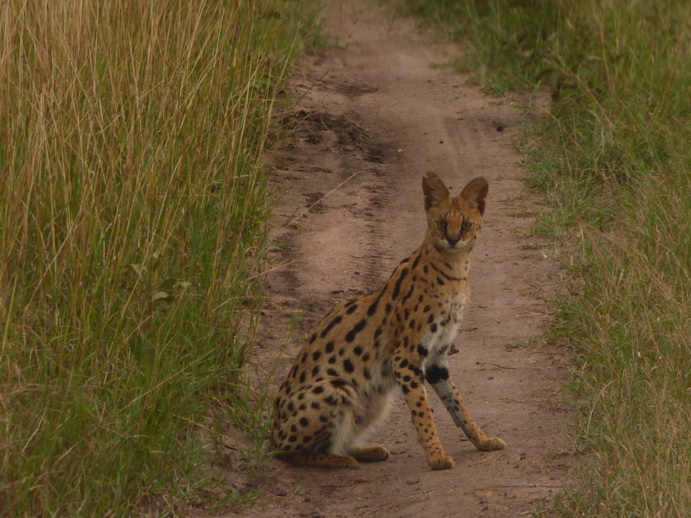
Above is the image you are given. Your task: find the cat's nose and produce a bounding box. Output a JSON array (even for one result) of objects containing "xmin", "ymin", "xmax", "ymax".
[{"xmin": 447, "ymin": 235, "xmax": 460, "ymax": 246}]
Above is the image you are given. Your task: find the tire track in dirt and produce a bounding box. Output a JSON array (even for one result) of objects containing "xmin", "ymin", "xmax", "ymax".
[{"xmin": 210, "ymin": 1, "xmax": 577, "ymax": 516}]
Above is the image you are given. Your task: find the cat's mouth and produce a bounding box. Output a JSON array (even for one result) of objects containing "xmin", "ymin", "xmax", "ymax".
[{"xmin": 445, "ymin": 239, "xmax": 472, "ymax": 252}]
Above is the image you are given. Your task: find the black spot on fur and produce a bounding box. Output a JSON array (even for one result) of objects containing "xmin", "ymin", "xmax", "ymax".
[
  {"xmin": 412, "ymin": 253, "xmax": 421, "ymax": 269},
  {"xmin": 331, "ymin": 379, "xmax": 347, "ymax": 388},
  {"xmin": 430, "ymin": 322, "xmax": 438, "ymax": 333},
  {"xmin": 353, "ymin": 345, "xmax": 363, "ymax": 356},
  {"xmin": 312, "ymin": 351, "xmax": 321, "ymax": 361},
  {"xmin": 402, "ymin": 284, "xmax": 415, "ymax": 303},
  {"xmin": 325, "ymin": 341, "xmax": 335, "ymax": 353},
  {"xmin": 312, "ymin": 386, "xmax": 324, "ymax": 394},
  {"xmin": 392, "ymin": 268, "xmax": 409, "ymax": 299},
  {"xmin": 299, "ymin": 417, "xmax": 309, "ymax": 427},
  {"xmin": 327, "ymin": 368, "xmax": 338, "ymax": 376},
  {"xmin": 425, "ymin": 365, "xmax": 450, "ymax": 384},
  {"xmin": 343, "ymin": 359, "xmax": 355, "ymax": 373},
  {"xmin": 429, "ymin": 261, "xmax": 462, "ymax": 282},
  {"xmin": 418, "ymin": 344, "xmax": 429, "ymax": 357},
  {"xmin": 309, "ymin": 333, "xmax": 317, "ymax": 344},
  {"xmin": 321, "ymin": 315, "xmax": 343, "ymax": 338},
  {"xmin": 345, "ymin": 318, "xmax": 368, "ymax": 343},
  {"xmin": 346, "ymin": 304, "xmax": 358, "ymax": 314}
]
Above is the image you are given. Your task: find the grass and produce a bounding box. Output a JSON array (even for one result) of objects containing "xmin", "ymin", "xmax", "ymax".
[
  {"xmin": 0, "ymin": 0, "xmax": 319, "ymax": 514},
  {"xmin": 398, "ymin": 0, "xmax": 690, "ymax": 516}
]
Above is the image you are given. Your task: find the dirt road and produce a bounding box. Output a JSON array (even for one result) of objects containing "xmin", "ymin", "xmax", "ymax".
[{"xmin": 223, "ymin": 1, "xmax": 575, "ymax": 516}]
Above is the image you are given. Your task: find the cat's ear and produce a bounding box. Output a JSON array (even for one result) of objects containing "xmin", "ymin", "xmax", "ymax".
[
  {"xmin": 458, "ymin": 177, "xmax": 489, "ymax": 215},
  {"xmin": 422, "ymin": 173, "xmax": 451, "ymax": 210}
]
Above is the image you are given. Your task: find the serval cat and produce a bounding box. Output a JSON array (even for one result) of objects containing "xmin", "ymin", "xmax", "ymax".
[{"xmin": 271, "ymin": 173, "xmax": 505, "ymax": 470}]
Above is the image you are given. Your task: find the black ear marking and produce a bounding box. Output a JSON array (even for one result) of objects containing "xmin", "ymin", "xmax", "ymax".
[
  {"xmin": 459, "ymin": 177, "xmax": 489, "ymax": 215},
  {"xmin": 422, "ymin": 173, "xmax": 451, "ymax": 210}
]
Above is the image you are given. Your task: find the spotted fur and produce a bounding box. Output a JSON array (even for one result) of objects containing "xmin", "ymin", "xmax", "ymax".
[{"xmin": 271, "ymin": 173, "xmax": 506, "ymax": 470}]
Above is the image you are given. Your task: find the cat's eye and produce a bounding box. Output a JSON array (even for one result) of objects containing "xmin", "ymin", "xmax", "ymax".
[
  {"xmin": 437, "ymin": 219, "xmax": 447, "ymax": 229},
  {"xmin": 461, "ymin": 221, "xmax": 472, "ymax": 231}
]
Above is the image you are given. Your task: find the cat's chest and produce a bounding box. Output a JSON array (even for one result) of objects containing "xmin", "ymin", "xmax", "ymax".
[{"xmin": 424, "ymin": 296, "xmax": 467, "ymax": 350}]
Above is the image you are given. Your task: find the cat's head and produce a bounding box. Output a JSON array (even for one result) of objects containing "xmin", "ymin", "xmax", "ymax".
[{"xmin": 422, "ymin": 173, "xmax": 488, "ymax": 252}]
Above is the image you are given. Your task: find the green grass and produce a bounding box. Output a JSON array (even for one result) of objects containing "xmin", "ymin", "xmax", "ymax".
[
  {"xmin": 0, "ymin": 0, "xmax": 319, "ymax": 515},
  {"xmin": 398, "ymin": 0, "xmax": 690, "ymax": 516}
]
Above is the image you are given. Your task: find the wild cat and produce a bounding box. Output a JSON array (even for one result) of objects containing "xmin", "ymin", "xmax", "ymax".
[{"xmin": 271, "ymin": 173, "xmax": 505, "ymax": 469}]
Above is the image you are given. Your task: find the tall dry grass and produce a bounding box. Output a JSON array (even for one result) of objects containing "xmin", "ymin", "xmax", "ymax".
[{"xmin": 0, "ymin": 0, "xmax": 316, "ymax": 514}]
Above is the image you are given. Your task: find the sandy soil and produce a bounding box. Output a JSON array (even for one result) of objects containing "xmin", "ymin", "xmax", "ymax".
[{"xmin": 206, "ymin": 1, "xmax": 577, "ymax": 516}]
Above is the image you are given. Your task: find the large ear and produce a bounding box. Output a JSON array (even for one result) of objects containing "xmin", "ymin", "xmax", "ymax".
[
  {"xmin": 459, "ymin": 177, "xmax": 489, "ymax": 215},
  {"xmin": 422, "ymin": 173, "xmax": 451, "ymax": 210}
]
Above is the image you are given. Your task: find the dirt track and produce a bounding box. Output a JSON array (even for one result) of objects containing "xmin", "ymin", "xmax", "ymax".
[{"xmin": 217, "ymin": 1, "xmax": 576, "ymax": 516}]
